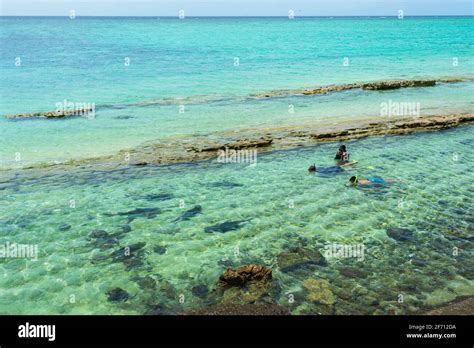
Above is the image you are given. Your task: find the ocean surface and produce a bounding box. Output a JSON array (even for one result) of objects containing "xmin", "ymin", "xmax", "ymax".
[
  {"xmin": 0, "ymin": 16, "xmax": 473, "ymax": 168},
  {"xmin": 0, "ymin": 125, "xmax": 473, "ymax": 314},
  {"xmin": 0, "ymin": 16, "xmax": 473, "ymax": 315}
]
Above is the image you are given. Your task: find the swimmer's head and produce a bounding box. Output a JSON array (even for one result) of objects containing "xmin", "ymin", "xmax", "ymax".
[
  {"xmin": 339, "ymin": 144, "xmax": 346, "ymax": 152},
  {"xmin": 350, "ymin": 176, "xmax": 359, "ymax": 185},
  {"xmin": 308, "ymin": 164, "xmax": 317, "ymax": 172}
]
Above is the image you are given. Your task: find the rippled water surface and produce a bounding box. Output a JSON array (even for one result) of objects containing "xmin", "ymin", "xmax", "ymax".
[{"xmin": 0, "ymin": 125, "xmax": 472, "ymax": 314}]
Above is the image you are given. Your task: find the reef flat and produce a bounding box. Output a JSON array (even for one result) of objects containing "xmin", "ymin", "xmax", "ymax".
[{"xmin": 5, "ymin": 113, "xmax": 472, "ymax": 175}]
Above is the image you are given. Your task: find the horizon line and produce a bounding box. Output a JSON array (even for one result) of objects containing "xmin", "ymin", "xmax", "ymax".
[{"xmin": 1, "ymin": 15, "xmax": 472, "ymax": 18}]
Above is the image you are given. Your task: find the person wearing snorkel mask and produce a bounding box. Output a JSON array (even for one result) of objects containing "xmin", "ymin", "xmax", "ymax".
[
  {"xmin": 349, "ymin": 176, "xmax": 400, "ymax": 186},
  {"xmin": 308, "ymin": 161, "xmax": 357, "ymax": 174},
  {"xmin": 335, "ymin": 144, "xmax": 350, "ymax": 164}
]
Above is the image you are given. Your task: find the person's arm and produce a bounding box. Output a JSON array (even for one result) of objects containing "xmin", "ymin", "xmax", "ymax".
[{"xmin": 339, "ymin": 161, "xmax": 358, "ymax": 167}]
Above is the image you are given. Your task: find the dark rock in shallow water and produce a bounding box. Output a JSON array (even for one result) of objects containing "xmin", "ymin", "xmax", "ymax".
[
  {"xmin": 95, "ymin": 237, "xmax": 120, "ymax": 250},
  {"xmin": 218, "ymin": 259, "xmax": 234, "ymax": 268},
  {"xmin": 207, "ymin": 181, "xmax": 244, "ymax": 188},
  {"xmin": 123, "ymin": 257, "xmax": 145, "ymax": 270},
  {"xmin": 117, "ymin": 225, "xmax": 131, "ymax": 233},
  {"xmin": 277, "ymin": 247, "xmax": 327, "ymax": 272},
  {"xmin": 111, "ymin": 242, "xmax": 147, "ymax": 263},
  {"xmin": 185, "ymin": 303, "xmax": 289, "ymax": 315},
  {"xmin": 387, "ymin": 227, "xmax": 413, "ymax": 242},
  {"xmin": 116, "ymin": 207, "xmax": 161, "ymax": 223},
  {"xmin": 89, "ymin": 229, "xmax": 108, "ymax": 239},
  {"xmin": 192, "ymin": 285, "xmax": 209, "ymax": 298},
  {"xmin": 459, "ymin": 139, "xmax": 474, "ymax": 146},
  {"xmin": 218, "ymin": 264, "xmax": 272, "ymax": 288},
  {"xmin": 172, "ymin": 205, "xmax": 202, "ymax": 222},
  {"xmin": 106, "ymin": 288, "xmax": 129, "ymax": 302},
  {"xmin": 59, "ymin": 223, "xmax": 71, "ymax": 231},
  {"xmin": 204, "ymin": 219, "xmax": 251, "ymax": 233},
  {"xmin": 153, "ymin": 245, "xmax": 167, "ymax": 255},
  {"xmin": 421, "ymin": 296, "xmax": 474, "ymax": 315},
  {"xmin": 159, "ymin": 281, "xmax": 177, "ymax": 300},
  {"xmin": 217, "ymin": 264, "xmax": 278, "ymax": 306},
  {"xmin": 145, "ymin": 304, "xmax": 166, "ymax": 315},
  {"xmin": 90, "ymin": 253, "xmax": 110, "ymax": 264},
  {"xmin": 136, "ymin": 276, "xmax": 156, "ymax": 289},
  {"xmin": 143, "ymin": 193, "xmax": 174, "ymax": 201},
  {"xmin": 128, "ymin": 242, "xmax": 147, "ymax": 252},
  {"xmin": 338, "ymin": 266, "xmax": 368, "ymax": 278}
]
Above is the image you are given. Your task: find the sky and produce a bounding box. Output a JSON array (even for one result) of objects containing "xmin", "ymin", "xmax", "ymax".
[{"xmin": 0, "ymin": 0, "xmax": 473, "ymax": 16}]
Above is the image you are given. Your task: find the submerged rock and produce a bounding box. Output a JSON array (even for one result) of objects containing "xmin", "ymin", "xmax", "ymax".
[
  {"xmin": 204, "ymin": 219, "xmax": 251, "ymax": 233},
  {"xmin": 217, "ymin": 264, "xmax": 277, "ymax": 305},
  {"xmin": 185, "ymin": 303, "xmax": 289, "ymax": 315},
  {"xmin": 207, "ymin": 181, "xmax": 244, "ymax": 188},
  {"xmin": 95, "ymin": 237, "xmax": 120, "ymax": 250},
  {"xmin": 111, "ymin": 242, "xmax": 147, "ymax": 269},
  {"xmin": 153, "ymin": 245, "xmax": 167, "ymax": 255},
  {"xmin": 88, "ymin": 229, "xmax": 108, "ymax": 239},
  {"xmin": 106, "ymin": 288, "xmax": 129, "ymax": 302},
  {"xmin": 338, "ymin": 266, "xmax": 368, "ymax": 278},
  {"xmin": 58, "ymin": 223, "xmax": 71, "ymax": 231},
  {"xmin": 421, "ymin": 296, "xmax": 474, "ymax": 315},
  {"xmin": 116, "ymin": 207, "xmax": 161, "ymax": 223},
  {"xmin": 276, "ymin": 247, "xmax": 327, "ymax": 272},
  {"xmin": 387, "ymin": 227, "xmax": 414, "ymax": 241},
  {"xmin": 302, "ymin": 279, "xmax": 335, "ymax": 305},
  {"xmin": 192, "ymin": 284, "xmax": 209, "ymax": 299},
  {"xmin": 159, "ymin": 281, "xmax": 177, "ymax": 300},
  {"xmin": 218, "ymin": 264, "xmax": 272, "ymax": 288},
  {"xmin": 117, "ymin": 225, "xmax": 132, "ymax": 233},
  {"xmin": 143, "ymin": 193, "xmax": 174, "ymax": 201},
  {"xmin": 217, "ymin": 259, "xmax": 234, "ymax": 268},
  {"xmin": 172, "ymin": 205, "xmax": 202, "ymax": 222},
  {"xmin": 135, "ymin": 276, "xmax": 156, "ymax": 290}
]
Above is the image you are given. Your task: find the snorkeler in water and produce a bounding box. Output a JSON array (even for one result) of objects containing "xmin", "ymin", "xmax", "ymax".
[
  {"xmin": 308, "ymin": 161, "xmax": 358, "ymax": 174},
  {"xmin": 335, "ymin": 144, "xmax": 350, "ymax": 164},
  {"xmin": 349, "ymin": 176, "xmax": 400, "ymax": 186}
]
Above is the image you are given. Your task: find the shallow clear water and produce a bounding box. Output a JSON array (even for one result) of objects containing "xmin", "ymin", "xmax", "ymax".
[
  {"xmin": 1, "ymin": 16, "xmax": 473, "ymax": 168},
  {"xmin": 0, "ymin": 125, "xmax": 472, "ymax": 314}
]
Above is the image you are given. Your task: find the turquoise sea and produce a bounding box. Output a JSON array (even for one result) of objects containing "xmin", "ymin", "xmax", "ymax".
[
  {"xmin": 0, "ymin": 16, "xmax": 473, "ymax": 314},
  {"xmin": 0, "ymin": 16, "xmax": 473, "ymax": 168}
]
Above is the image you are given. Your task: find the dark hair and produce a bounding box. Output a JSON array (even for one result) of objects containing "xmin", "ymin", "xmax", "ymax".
[
  {"xmin": 339, "ymin": 144, "xmax": 346, "ymax": 152},
  {"xmin": 349, "ymin": 176, "xmax": 357, "ymax": 183},
  {"xmin": 308, "ymin": 164, "xmax": 316, "ymax": 172}
]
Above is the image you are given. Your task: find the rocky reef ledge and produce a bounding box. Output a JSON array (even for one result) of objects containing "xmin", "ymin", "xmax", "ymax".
[
  {"xmin": 5, "ymin": 106, "xmax": 94, "ymax": 119},
  {"xmin": 5, "ymin": 113, "xmax": 473, "ymax": 173},
  {"xmin": 420, "ymin": 296, "xmax": 474, "ymax": 315},
  {"xmin": 4, "ymin": 78, "xmax": 469, "ymax": 119},
  {"xmin": 250, "ymin": 77, "xmax": 466, "ymax": 98}
]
